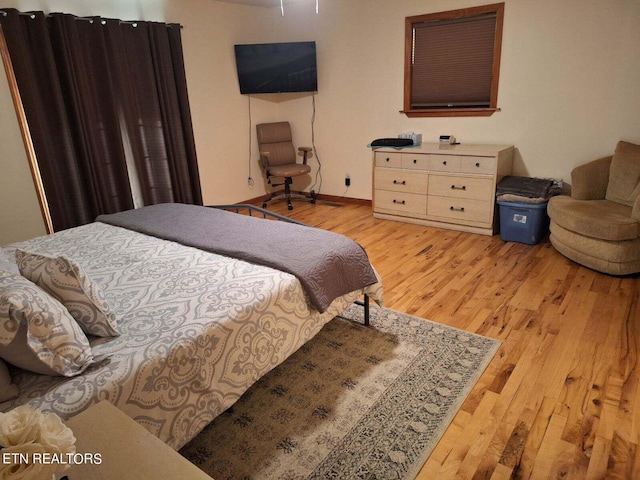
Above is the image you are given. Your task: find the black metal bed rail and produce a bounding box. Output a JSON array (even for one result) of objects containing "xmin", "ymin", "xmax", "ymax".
[
  {"xmin": 207, "ymin": 203, "xmax": 371, "ymax": 326},
  {"xmin": 207, "ymin": 204, "xmax": 308, "ymax": 225}
]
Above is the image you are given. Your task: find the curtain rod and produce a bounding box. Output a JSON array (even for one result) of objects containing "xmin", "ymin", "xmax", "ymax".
[{"xmin": 0, "ymin": 10, "xmax": 183, "ymax": 28}]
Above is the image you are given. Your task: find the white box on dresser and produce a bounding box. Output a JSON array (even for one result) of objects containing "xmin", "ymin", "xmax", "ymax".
[{"xmin": 373, "ymin": 143, "xmax": 514, "ymax": 236}]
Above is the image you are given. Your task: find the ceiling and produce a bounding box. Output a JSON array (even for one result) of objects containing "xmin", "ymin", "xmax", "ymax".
[{"xmin": 214, "ymin": 0, "xmax": 298, "ymax": 7}]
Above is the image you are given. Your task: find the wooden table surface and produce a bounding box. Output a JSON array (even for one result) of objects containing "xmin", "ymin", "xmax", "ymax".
[{"xmin": 64, "ymin": 401, "xmax": 214, "ymax": 480}]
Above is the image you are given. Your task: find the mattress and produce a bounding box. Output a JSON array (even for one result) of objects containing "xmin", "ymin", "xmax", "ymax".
[{"xmin": 0, "ymin": 221, "xmax": 382, "ymax": 450}]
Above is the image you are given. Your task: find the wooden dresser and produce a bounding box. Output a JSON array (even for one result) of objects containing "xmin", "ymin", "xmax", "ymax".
[{"xmin": 373, "ymin": 143, "xmax": 513, "ymax": 235}]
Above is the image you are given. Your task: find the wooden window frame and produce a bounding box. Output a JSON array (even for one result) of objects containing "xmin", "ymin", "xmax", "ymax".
[{"xmin": 402, "ymin": 3, "xmax": 505, "ymax": 118}]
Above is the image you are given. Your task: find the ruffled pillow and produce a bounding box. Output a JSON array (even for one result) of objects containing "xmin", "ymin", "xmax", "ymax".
[
  {"xmin": 16, "ymin": 250, "xmax": 120, "ymax": 337},
  {"xmin": 0, "ymin": 271, "xmax": 94, "ymax": 376}
]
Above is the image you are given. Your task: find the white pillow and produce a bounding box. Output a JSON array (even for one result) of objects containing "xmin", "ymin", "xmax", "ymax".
[
  {"xmin": 0, "ymin": 358, "xmax": 19, "ymax": 402},
  {"xmin": 0, "ymin": 271, "xmax": 94, "ymax": 376},
  {"xmin": 16, "ymin": 250, "xmax": 120, "ymax": 337}
]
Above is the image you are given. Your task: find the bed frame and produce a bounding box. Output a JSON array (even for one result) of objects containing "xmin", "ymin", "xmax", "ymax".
[{"xmin": 209, "ymin": 204, "xmax": 370, "ymax": 326}]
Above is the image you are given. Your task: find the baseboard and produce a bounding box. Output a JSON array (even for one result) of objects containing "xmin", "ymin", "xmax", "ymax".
[
  {"xmin": 240, "ymin": 193, "xmax": 275, "ymax": 205},
  {"xmin": 240, "ymin": 191, "xmax": 372, "ymax": 207},
  {"xmin": 314, "ymin": 193, "xmax": 371, "ymax": 206}
]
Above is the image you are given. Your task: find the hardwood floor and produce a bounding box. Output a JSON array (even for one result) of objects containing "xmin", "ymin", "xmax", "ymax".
[{"xmin": 260, "ymin": 198, "xmax": 640, "ymax": 479}]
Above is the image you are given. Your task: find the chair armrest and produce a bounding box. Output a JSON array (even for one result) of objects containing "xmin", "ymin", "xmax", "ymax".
[
  {"xmin": 571, "ymin": 156, "xmax": 612, "ymax": 200},
  {"xmin": 298, "ymin": 147, "xmax": 312, "ymax": 164}
]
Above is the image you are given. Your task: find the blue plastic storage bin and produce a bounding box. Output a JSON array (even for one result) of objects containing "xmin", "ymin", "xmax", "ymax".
[{"xmin": 497, "ymin": 201, "xmax": 549, "ymax": 245}]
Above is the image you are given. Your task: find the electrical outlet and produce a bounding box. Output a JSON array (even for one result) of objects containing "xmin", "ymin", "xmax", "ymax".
[{"xmin": 345, "ymin": 175, "xmax": 351, "ymax": 187}]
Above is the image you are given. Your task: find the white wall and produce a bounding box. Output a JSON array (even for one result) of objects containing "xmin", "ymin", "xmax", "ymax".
[
  {"xmin": 164, "ymin": 0, "xmax": 278, "ymax": 205},
  {"xmin": 0, "ymin": 55, "xmax": 47, "ymax": 245},
  {"xmin": 269, "ymin": 0, "xmax": 640, "ymax": 198},
  {"xmin": 1, "ymin": 0, "xmax": 639, "ymax": 221}
]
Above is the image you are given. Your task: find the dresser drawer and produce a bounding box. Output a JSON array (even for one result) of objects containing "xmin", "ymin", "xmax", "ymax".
[
  {"xmin": 428, "ymin": 175, "xmax": 493, "ymax": 200},
  {"xmin": 428, "ymin": 154, "xmax": 461, "ymax": 172},
  {"xmin": 374, "ymin": 190, "xmax": 427, "ymax": 216},
  {"xmin": 401, "ymin": 153, "xmax": 429, "ymax": 170},
  {"xmin": 375, "ymin": 168, "xmax": 428, "ymax": 194},
  {"xmin": 375, "ymin": 152, "xmax": 402, "ymax": 168},
  {"xmin": 460, "ymin": 156, "xmax": 497, "ymax": 175},
  {"xmin": 427, "ymin": 196, "xmax": 492, "ymax": 224}
]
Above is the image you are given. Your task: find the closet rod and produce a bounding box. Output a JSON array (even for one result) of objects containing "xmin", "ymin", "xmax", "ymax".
[{"xmin": 0, "ymin": 11, "xmax": 183, "ymax": 28}]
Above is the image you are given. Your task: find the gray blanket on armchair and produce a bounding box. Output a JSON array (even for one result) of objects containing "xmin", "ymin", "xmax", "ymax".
[{"xmin": 97, "ymin": 203, "xmax": 378, "ymax": 313}]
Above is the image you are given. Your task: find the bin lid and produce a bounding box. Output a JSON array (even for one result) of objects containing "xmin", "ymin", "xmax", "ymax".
[{"xmin": 497, "ymin": 200, "xmax": 548, "ymax": 208}]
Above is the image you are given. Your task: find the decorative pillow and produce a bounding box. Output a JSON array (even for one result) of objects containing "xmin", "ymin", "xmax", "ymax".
[
  {"xmin": 0, "ymin": 271, "xmax": 94, "ymax": 376},
  {"xmin": 606, "ymin": 140, "xmax": 640, "ymax": 207},
  {"xmin": 0, "ymin": 357, "xmax": 19, "ymax": 402},
  {"xmin": 0, "ymin": 257, "xmax": 19, "ymax": 276},
  {"xmin": 15, "ymin": 250, "xmax": 120, "ymax": 337}
]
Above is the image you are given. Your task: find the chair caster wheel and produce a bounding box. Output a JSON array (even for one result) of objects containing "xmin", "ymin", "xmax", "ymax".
[
  {"xmin": 288, "ymin": 205, "xmax": 293, "ymax": 211},
  {"xmin": 311, "ymin": 198, "xmax": 316, "ymax": 204},
  {"xmin": 262, "ymin": 203, "xmax": 267, "ymax": 208}
]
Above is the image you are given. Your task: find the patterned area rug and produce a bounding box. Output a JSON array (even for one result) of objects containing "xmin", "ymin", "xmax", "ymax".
[{"xmin": 179, "ymin": 304, "xmax": 500, "ymax": 479}]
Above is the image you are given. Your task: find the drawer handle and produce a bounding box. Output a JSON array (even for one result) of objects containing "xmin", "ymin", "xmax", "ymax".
[
  {"xmin": 413, "ymin": 159, "xmax": 417, "ymax": 164},
  {"xmin": 393, "ymin": 180, "xmax": 407, "ymax": 185},
  {"xmin": 451, "ymin": 185, "xmax": 466, "ymax": 190},
  {"xmin": 449, "ymin": 206, "xmax": 465, "ymax": 212},
  {"xmin": 393, "ymin": 199, "xmax": 406, "ymax": 205},
  {"xmin": 442, "ymin": 160, "xmax": 447, "ymax": 165},
  {"xmin": 386, "ymin": 157, "xmax": 390, "ymax": 162},
  {"xmin": 475, "ymin": 162, "xmax": 480, "ymax": 167}
]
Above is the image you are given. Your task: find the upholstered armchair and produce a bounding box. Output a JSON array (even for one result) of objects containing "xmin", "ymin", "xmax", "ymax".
[{"xmin": 547, "ymin": 141, "xmax": 640, "ymax": 275}]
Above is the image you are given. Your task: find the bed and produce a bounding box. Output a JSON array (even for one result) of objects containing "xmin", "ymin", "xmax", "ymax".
[{"xmin": 0, "ymin": 203, "xmax": 382, "ymax": 450}]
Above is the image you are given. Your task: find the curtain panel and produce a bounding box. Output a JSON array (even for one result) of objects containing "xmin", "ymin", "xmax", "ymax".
[
  {"xmin": 120, "ymin": 22, "xmax": 202, "ymax": 206},
  {"xmin": 0, "ymin": 9, "xmax": 202, "ymax": 232}
]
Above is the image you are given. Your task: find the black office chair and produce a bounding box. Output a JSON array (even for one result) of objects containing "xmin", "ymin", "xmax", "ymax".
[{"xmin": 256, "ymin": 122, "xmax": 316, "ymax": 210}]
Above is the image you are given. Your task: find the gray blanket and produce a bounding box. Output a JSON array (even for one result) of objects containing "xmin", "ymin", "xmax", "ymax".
[
  {"xmin": 496, "ymin": 176, "xmax": 554, "ymax": 199},
  {"xmin": 97, "ymin": 203, "xmax": 378, "ymax": 313}
]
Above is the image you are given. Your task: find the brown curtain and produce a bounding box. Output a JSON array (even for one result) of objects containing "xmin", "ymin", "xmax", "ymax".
[
  {"xmin": 0, "ymin": 9, "xmax": 202, "ymax": 231},
  {"xmin": 0, "ymin": 10, "xmax": 134, "ymax": 230},
  {"xmin": 118, "ymin": 21, "xmax": 202, "ymax": 205}
]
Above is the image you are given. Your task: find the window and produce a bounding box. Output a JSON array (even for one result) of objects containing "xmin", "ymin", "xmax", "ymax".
[{"xmin": 403, "ymin": 3, "xmax": 504, "ymax": 117}]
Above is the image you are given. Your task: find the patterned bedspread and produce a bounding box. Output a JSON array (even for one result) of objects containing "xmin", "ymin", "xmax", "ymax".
[
  {"xmin": 97, "ymin": 203, "xmax": 379, "ymax": 313},
  {"xmin": 0, "ymin": 222, "xmax": 382, "ymax": 450}
]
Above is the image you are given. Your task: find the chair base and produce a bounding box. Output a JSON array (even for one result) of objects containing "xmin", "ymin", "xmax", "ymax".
[
  {"xmin": 263, "ymin": 177, "xmax": 316, "ymax": 211},
  {"xmin": 549, "ymin": 221, "xmax": 640, "ymax": 275}
]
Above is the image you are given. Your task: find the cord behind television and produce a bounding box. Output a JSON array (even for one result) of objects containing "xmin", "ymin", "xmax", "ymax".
[
  {"xmin": 309, "ymin": 95, "xmax": 322, "ymax": 195},
  {"xmin": 247, "ymin": 95, "xmax": 254, "ymax": 187}
]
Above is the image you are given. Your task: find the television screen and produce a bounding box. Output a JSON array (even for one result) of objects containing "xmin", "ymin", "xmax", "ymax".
[{"xmin": 234, "ymin": 41, "xmax": 318, "ymax": 94}]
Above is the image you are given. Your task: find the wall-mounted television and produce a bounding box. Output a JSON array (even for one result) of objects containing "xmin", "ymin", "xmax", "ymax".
[{"xmin": 234, "ymin": 41, "xmax": 318, "ymax": 95}]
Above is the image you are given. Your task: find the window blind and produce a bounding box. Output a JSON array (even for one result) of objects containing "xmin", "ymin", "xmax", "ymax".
[{"xmin": 411, "ymin": 13, "xmax": 496, "ymax": 108}]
